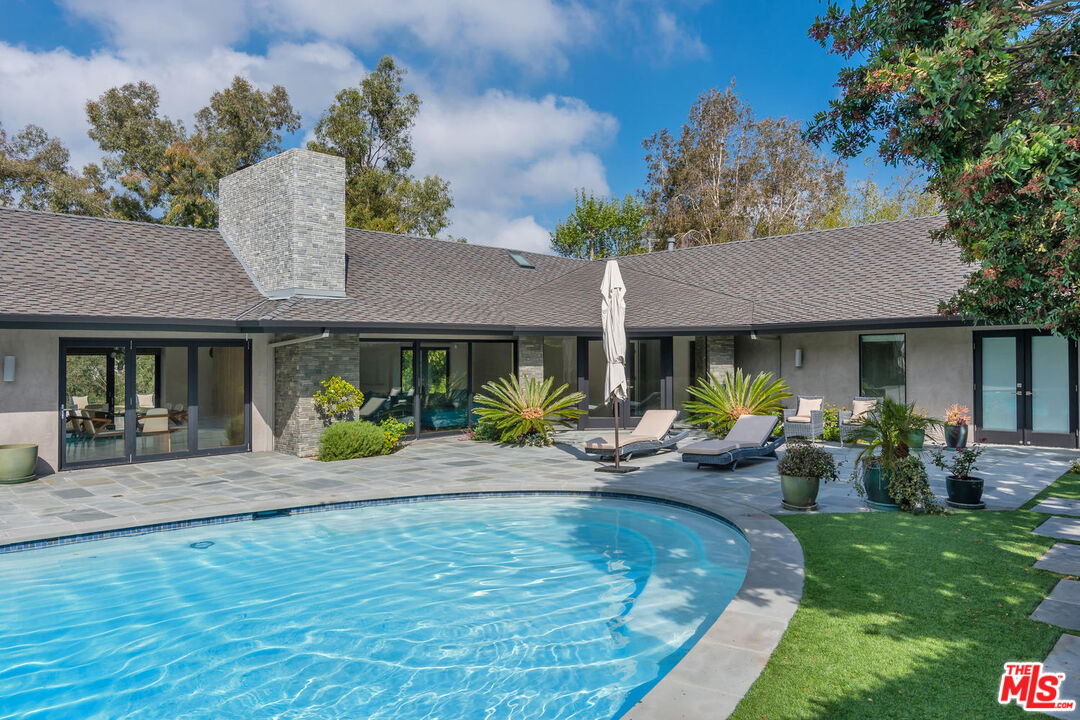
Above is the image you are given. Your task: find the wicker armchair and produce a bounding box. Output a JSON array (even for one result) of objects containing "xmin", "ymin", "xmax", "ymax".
[
  {"xmin": 838, "ymin": 396, "xmax": 880, "ymax": 445},
  {"xmin": 783, "ymin": 396, "xmax": 824, "ymax": 442}
]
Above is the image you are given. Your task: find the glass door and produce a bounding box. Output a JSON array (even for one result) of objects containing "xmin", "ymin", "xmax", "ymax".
[
  {"xmin": 61, "ymin": 339, "xmax": 251, "ymax": 469},
  {"xmin": 975, "ymin": 331, "xmax": 1077, "ymax": 447},
  {"xmin": 419, "ymin": 342, "xmax": 469, "ymax": 434}
]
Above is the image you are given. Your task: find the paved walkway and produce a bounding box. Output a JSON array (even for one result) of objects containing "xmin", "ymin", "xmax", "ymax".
[{"xmin": 1, "ymin": 438, "xmax": 1074, "ymax": 547}]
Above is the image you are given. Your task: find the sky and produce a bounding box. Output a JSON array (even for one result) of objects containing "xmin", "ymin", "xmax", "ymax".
[{"xmin": 0, "ymin": 0, "xmax": 888, "ymax": 253}]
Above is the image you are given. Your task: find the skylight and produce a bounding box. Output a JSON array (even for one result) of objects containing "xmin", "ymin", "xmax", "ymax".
[{"xmin": 508, "ymin": 251, "xmax": 535, "ymax": 269}]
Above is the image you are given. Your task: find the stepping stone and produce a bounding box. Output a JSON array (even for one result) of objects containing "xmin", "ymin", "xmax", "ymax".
[
  {"xmin": 1037, "ymin": 544, "xmax": 1080, "ymax": 575},
  {"xmin": 1030, "ymin": 580, "xmax": 1080, "ymax": 630},
  {"xmin": 1033, "ymin": 497, "xmax": 1080, "ymax": 517},
  {"xmin": 1041, "ymin": 634, "xmax": 1080, "ymax": 719},
  {"xmin": 1034, "ymin": 517, "xmax": 1080, "ymax": 542}
]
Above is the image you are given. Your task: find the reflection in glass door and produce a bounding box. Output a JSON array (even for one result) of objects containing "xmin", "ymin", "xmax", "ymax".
[
  {"xmin": 976, "ymin": 331, "xmax": 1077, "ymax": 447},
  {"xmin": 62, "ymin": 345, "xmax": 127, "ymax": 465},
  {"xmin": 419, "ymin": 342, "xmax": 468, "ymax": 433}
]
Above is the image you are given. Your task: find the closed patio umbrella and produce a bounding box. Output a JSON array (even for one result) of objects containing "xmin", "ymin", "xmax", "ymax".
[{"xmin": 597, "ymin": 259, "xmax": 637, "ymax": 473}]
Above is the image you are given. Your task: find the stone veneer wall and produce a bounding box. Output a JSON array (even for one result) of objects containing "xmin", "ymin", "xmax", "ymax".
[
  {"xmin": 707, "ymin": 336, "xmax": 735, "ymax": 378},
  {"xmin": 219, "ymin": 148, "xmax": 346, "ymax": 298},
  {"xmin": 274, "ymin": 335, "xmax": 360, "ymax": 458},
  {"xmin": 517, "ymin": 336, "xmax": 544, "ymax": 383}
]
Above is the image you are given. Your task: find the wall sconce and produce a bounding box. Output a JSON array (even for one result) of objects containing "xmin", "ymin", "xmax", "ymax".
[
  {"xmin": 2, "ymin": 356, "xmax": 14, "ymax": 382},
  {"xmin": 794, "ymin": 348, "xmax": 804, "ymax": 368}
]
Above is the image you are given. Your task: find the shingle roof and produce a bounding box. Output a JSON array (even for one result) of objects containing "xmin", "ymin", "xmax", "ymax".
[
  {"xmin": 0, "ymin": 207, "xmax": 265, "ymax": 324},
  {"xmin": 0, "ymin": 208, "xmax": 967, "ymax": 332}
]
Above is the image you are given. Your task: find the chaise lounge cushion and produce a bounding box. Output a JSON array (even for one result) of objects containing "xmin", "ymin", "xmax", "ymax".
[
  {"xmin": 677, "ymin": 439, "xmax": 760, "ymax": 456},
  {"xmin": 678, "ymin": 414, "xmax": 779, "ymax": 455},
  {"xmin": 583, "ymin": 409, "xmax": 679, "ymax": 451}
]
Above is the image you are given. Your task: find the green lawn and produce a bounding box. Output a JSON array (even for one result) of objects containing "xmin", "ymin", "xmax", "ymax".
[
  {"xmin": 731, "ymin": 509, "xmax": 1066, "ymax": 719},
  {"xmin": 1022, "ymin": 472, "xmax": 1080, "ymax": 510}
]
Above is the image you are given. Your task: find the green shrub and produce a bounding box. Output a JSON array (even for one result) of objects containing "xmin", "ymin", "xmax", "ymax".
[
  {"xmin": 469, "ymin": 420, "xmax": 501, "ymax": 442},
  {"xmin": 312, "ymin": 376, "xmax": 365, "ymax": 424},
  {"xmin": 887, "ymin": 456, "xmax": 944, "ymax": 515},
  {"xmin": 822, "ymin": 405, "xmax": 840, "ymax": 441},
  {"xmin": 319, "ymin": 420, "xmax": 386, "ymax": 461},
  {"xmin": 683, "ymin": 369, "xmax": 792, "ymax": 437},
  {"xmin": 225, "ymin": 414, "xmax": 246, "ymax": 446},
  {"xmin": 777, "ymin": 442, "xmax": 840, "ymax": 482},
  {"xmin": 378, "ymin": 416, "xmax": 412, "ymax": 453},
  {"xmin": 473, "ymin": 375, "xmax": 585, "ymax": 445}
]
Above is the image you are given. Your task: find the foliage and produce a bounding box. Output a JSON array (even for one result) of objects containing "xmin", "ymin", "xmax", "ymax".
[
  {"xmin": 683, "ymin": 369, "xmax": 792, "ymax": 437},
  {"xmin": 1072, "ymin": 459, "xmax": 1080, "ymax": 476},
  {"xmin": 814, "ymin": 168, "xmax": 942, "ymax": 229},
  {"xmin": 0, "ymin": 123, "xmax": 110, "ymax": 215},
  {"xmin": 472, "ymin": 375, "xmax": 585, "ymax": 445},
  {"xmin": 807, "ymin": 0, "xmax": 1080, "ymax": 337},
  {"xmin": 777, "ymin": 442, "xmax": 841, "ymax": 482},
  {"xmin": 378, "ymin": 416, "xmax": 412, "ymax": 454},
  {"xmin": 931, "ymin": 446, "xmax": 984, "ymax": 480},
  {"xmin": 848, "ymin": 397, "xmax": 940, "ymax": 475},
  {"xmin": 732, "ymin": 510, "xmax": 1059, "ymax": 718},
  {"xmin": 318, "ymin": 420, "xmax": 386, "ymax": 461},
  {"xmin": 225, "ymin": 414, "xmax": 246, "ymax": 446},
  {"xmin": 308, "ymin": 56, "xmax": 453, "ymax": 238},
  {"xmin": 467, "ymin": 420, "xmax": 501, "ymax": 442},
  {"xmin": 312, "ymin": 375, "xmax": 365, "ymax": 424},
  {"xmin": 83, "ymin": 76, "xmax": 300, "ymax": 226},
  {"xmin": 64, "ymin": 352, "xmax": 155, "ymax": 406},
  {"xmin": 550, "ymin": 190, "xmax": 648, "ymax": 259},
  {"xmin": 822, "ymin": 404, "xmax": 840, "ymax": 441},
  {"xmin": 641, "ymin": 80, "xmax": 845, "ymax": 247},
  {"xmin": 944, "ymin": 403, "xmax": 971, "ymax": 426},
  {"xmin": 887, "ymin": 455, "xmax": 945, "ymax": 514}
]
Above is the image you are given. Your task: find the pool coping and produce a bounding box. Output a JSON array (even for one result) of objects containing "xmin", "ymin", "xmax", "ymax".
[{"xmin": 1, "ymin": 482, "xmax": 803, "ymax": 720}]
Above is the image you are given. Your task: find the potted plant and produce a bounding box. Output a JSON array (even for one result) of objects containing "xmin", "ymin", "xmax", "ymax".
[
  {"xmin": 0, "ymin": 443, "xmax": 38, "ymax": 484},
  {"xmin": 932, "ymin": 446, "xmax": 985, "ymax": 508},
  {"xmin": 943, "ymin": 404, "xmax": 971, "ymax": 449},
  {"xmin": 777, "ymin": 441, "xmax": 840, "ymax": 510},
  {"xmin": 848, "ymin": 398, "xmax": 940, "ymax": 510},
  {"xmin": 904, "ymin": 407, "xmax": 937, "ymax": 451}
]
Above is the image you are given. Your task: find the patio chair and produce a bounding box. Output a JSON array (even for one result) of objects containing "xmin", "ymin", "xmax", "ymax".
[
  {"xmin": 583, "ymin": 409, "xmax": 688, "ymax": 461},
  {"xmin": 77, "ymin": 410, "xmax": 122, "ymax": 441},
  {"xmin": 783, "ymin": 396, "xmax": 824, "ymax": 442},
  {"xmin": 679, "ymin": 414, "xmax": 785, "ymax": 470},
  {"xmin": 838, "ymin": 396, "xmax": 880, "ymax": 445}
]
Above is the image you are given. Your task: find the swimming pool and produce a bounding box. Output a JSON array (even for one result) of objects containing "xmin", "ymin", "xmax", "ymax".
[{"xmin": 0, "ymin": 495, "xmax": 749, "ymax": 719}]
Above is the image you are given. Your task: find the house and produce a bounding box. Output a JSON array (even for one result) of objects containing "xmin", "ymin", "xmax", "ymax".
[{"xmin": 1, "ymin": 148, "xmax": 1074, "ymax": 474}]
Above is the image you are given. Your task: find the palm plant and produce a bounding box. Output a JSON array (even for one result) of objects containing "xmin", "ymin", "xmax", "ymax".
[
  {"xmin": 848, "ymin": 398, "xmax": 941, "ymax": 472},
  {"xmin": 472, "ymin": 375, "xmax": 585, "ymax": 445},
  {"xmin": 683, "ymin": 369, "xmax": 792, "ymax": 437}
]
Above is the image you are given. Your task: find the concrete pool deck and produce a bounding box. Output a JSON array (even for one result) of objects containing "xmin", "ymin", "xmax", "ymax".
[{"xmin": 0, "ymin": 437, "xmax": 1075, "ymax": 718}]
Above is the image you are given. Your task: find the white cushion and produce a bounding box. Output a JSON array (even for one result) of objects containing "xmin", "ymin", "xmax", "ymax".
[
  {"xmin": 850, "ymin": 399, "xmax": 876, "ymax": 421},
  {"xmin": 796, "ymin": 397, "xmax": 823, "ymax": 416},
  {"xmin": 788, "ymin": 415, "xmax": 812, "ymax": 423}
]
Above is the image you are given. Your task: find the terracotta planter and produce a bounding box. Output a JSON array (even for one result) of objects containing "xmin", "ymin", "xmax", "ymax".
[
  {"xmin": 780, "ymin": 474, "xmax": 820, "ymax": 511},
  {"xmin": 0, "ymin": 443, "xmax": 37, "ymax": 484},
  {"xmin": 946, "ymin": 475, "xmax": 985, "ymax": 509},
  {"xmin": 944, "ymin": 424, "xmax": 968, "ymax": 449},
  {"xmin": 862, "ymin": 463, "xmax": 900, "ymax": 511}
]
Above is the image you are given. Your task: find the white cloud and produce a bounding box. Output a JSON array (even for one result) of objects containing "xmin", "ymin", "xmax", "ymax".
[{"xmin": 452, "ymin": 210, "xmax": 554, "ymax": 254}]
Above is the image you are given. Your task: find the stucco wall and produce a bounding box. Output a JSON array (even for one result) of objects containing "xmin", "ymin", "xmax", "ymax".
[
  {"xmin": 735, "ymin": 326, "xmax": 975, "ymax": 441},
  {"xmin": 0, "ymin": 329, "xmax": 273, "ymax": 474}
]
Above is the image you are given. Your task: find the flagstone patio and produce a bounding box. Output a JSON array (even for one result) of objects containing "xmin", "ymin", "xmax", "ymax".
[{"xmin": 0, "ymin": 436, "xmax": 1074, "ymax": 548}]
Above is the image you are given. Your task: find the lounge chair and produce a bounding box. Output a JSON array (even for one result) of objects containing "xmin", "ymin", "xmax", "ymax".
[
  {"xmin": 137, "ymin": 408, "xmax": 173, "ymax": 452},
  {"xmin": 679, "ymin": 414, "xmax": 785, "ymax": 470},
  {"xmin": 838, "ymin": 396, "xmax": 879, "ymax": 445},
  {"xmin": 583, "ymin": 409, "xmax": 688, "ymax": 460},
  {"xmin": 783, "ymin": 396, "xmax": 824, "ymax": 442}
]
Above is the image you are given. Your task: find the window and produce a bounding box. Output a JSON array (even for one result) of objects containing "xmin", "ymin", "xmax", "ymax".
[
  {"xmin": 860, "ymin": 334, "xmax": 906, "ymax": 403},
  {"xmin": 507, "ymin": 251, "xmax": 535, "ymax": 269}
]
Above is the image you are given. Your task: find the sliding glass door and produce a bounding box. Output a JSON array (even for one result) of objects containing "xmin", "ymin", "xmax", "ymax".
[{"xmin": 60, "ymin": 339, "xmax": 250, "ymax": 469}]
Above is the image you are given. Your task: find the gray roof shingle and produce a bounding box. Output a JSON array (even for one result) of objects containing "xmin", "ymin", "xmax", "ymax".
[{"xmin": 0, "ymin": 208, "xmax": 966, "ymax": 332}]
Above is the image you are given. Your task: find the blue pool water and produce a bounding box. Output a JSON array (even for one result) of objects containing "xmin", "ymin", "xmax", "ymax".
[{"xmin": 0, "ymin": 496, "xmax": 749, "ymax": 719}]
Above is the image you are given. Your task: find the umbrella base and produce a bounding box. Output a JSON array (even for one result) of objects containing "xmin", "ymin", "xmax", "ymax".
[{"xmin": 596, "ymin": 465, "xmax": 639, "ymax": 474}]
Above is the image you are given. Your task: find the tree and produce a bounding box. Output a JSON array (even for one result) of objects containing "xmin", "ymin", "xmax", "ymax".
[
  {"xmin": 86, "ymin": 76, "xmax": 301, "ymax": 227},
  {"xmin": 85, "ymin": 81, "xmax": 183, "ymax": 222},
  {"xmin": 551, "ymin": 190, "xmax": 648, "ymax": 259},
  {"xmin": 806, "ymin": 0, "xmax": 1080, "ymax": 336},
  {"xmin": 641, "ymin": 81, "xmax": 845, "ymax": 247},
  {"xmin": 816, "ymin": 168, "xmax": 942, "ymax": 229},
  {"xmin": 308, "ymin": 56, "xmax": 453, "ymax": 237},
  {"xmin": 0, "ymin": 123, "xmax": 110, "ymax": 216}
]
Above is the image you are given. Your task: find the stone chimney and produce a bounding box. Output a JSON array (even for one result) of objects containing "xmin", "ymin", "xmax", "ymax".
[{"xmin": 219, "ymin": 148, "xmax": 347, "ymax": 298}]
